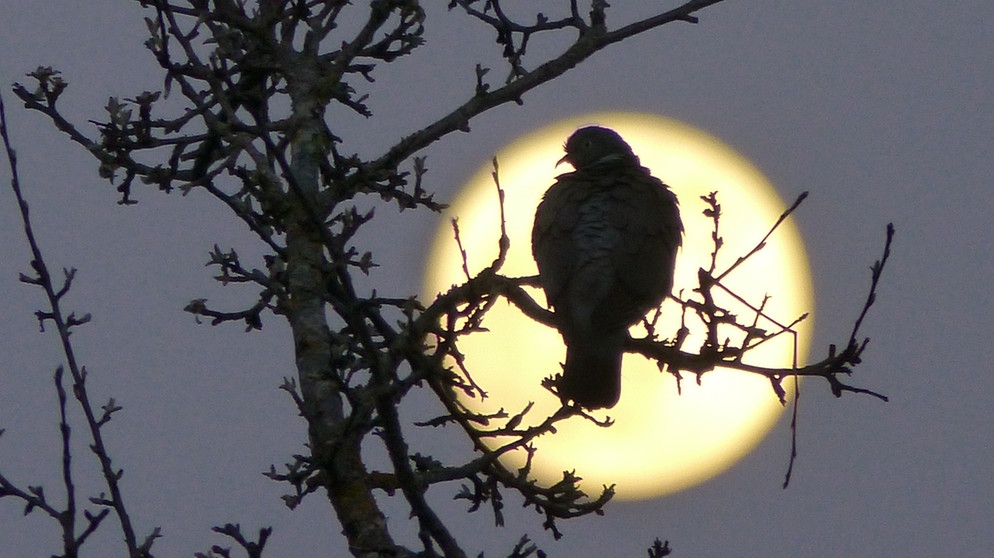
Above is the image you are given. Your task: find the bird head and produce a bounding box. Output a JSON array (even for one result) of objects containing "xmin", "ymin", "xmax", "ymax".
[{"xmin": 557, "ymin": 126, "xmax": 639, "ymax": 169}]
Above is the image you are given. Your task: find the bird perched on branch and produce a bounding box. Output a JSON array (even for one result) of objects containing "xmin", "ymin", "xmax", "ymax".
[{"xmin": 532, "ymin": 126, "xmax": 682, "ymax": 409}]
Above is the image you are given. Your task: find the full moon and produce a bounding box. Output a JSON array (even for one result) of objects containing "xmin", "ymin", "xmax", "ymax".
[{"xmin": 421, "ymin": 112, "xmax": 814, "ymax": 499}]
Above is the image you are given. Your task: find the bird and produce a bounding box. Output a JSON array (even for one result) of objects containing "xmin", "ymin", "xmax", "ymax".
[{"xmin": 531, "ymin": 126, "xmax": 682, "ymax": 409}]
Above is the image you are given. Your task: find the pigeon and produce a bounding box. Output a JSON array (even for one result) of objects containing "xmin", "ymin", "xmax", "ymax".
[{"xmin": 532, "ymin": 126, "xmax": 682, "ymax": 409}]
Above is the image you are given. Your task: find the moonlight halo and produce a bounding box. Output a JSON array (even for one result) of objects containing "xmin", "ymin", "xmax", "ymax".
[{"xmin": 422, "ymin": 112, "xmax": 815, "ymax": 499}]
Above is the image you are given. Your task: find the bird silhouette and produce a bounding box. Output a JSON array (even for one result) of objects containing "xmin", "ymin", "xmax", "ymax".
[{"xmin": 532, "ymin": 126, "xmax": 682, "ymax": 409}]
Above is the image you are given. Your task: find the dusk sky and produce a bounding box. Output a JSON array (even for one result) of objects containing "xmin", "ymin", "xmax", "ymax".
[{"xmin": 2, "ymin": 2, "xmax": 993, "ymax": 556}]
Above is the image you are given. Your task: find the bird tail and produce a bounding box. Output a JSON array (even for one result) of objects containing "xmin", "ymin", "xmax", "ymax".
[{"xmin": 558, "ymin": 330, "xmax": 625, "ymax": 409}]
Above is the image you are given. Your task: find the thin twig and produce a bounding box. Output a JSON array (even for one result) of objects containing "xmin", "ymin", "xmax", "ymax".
[{"xmin": 1, "ymin": 92, "xmax": 148, "ymax": 556}]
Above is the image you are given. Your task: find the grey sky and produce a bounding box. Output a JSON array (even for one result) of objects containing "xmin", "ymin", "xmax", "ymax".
[{"xmin": 1, "ymin": 1, "xmax": 992, "ymax": 556}]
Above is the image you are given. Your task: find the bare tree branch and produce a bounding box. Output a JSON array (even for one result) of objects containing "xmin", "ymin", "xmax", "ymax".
[{"xmin": 1, "ymin": 92, "xmax": 156, "ymax": 557}]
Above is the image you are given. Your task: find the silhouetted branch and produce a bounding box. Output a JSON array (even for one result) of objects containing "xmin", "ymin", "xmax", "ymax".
[
  {"xmin": 1, "ymin": 92, "xmax": 154, "ymax": 556},
  {"xmin": 647, "ymin": 538, "xmax": 673, "ymax": 557},
  {"xmin": 368, "ymin": 0, "xmax": 728, "ymax": 180},
  {"xmin": 195, "ymin": 524, "xmax": 272, "ymax": 558}
]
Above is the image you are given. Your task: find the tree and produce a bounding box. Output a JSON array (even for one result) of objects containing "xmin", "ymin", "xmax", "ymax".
[{"xmin": 1, "ymin": 1, "xmax": 892, "ymax": 556}]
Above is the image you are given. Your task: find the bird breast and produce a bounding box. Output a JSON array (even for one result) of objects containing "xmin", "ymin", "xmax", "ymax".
[{"xmin": 532, "ymin": 166, "xmax": 681, "ymax": 335}]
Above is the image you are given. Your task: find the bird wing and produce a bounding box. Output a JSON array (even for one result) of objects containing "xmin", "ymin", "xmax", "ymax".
[
  {"xmin": 531, "ymin": 171, "xmax": 587, "ymax": 309},
  {"xmin": 606, "ymin": 166, "xmax": 682, "ymax": 322}
]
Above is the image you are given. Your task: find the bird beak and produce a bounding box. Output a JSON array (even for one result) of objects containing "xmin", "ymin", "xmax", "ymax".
[{"xmin": 556, "ymin": 154, "xmax": 571, "ymax": 168}]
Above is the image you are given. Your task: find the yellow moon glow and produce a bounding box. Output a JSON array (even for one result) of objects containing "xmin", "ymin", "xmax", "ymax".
[{"xmin": 422, "ymin": 112, "xmax": 814, "ymax": 499}]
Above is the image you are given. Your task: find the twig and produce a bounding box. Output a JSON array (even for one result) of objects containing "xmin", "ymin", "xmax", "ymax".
[{"xmin": 1, "ymin": 91, "xmax": 150, "ymax": 556}]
